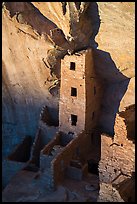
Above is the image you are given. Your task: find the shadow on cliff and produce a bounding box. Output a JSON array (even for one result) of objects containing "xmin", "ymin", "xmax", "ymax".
[
  {"xmin": 87, "ymin": 2, "xmax": 130, "ymax": 137},
  {"xmin": 88, "ymin": 2, "xmax": 101, "ymax": 48},
  {"xmin": 86, "ymin": 3, "xmax": 131, "ymax": 201},
  {"xmin": 93, "ymin": 49, "xmax": 130, "ymax": 136}
]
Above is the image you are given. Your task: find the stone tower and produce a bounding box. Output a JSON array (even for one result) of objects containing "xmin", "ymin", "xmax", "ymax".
[{"xmin": 59, "ymin": 48, "xmax": 102, "ymax": 135}]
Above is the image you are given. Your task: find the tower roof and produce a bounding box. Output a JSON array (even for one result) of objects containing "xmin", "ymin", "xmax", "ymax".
[{"xmin": 67, "ymin": 47, "xmax": 92, "ymax": 57}]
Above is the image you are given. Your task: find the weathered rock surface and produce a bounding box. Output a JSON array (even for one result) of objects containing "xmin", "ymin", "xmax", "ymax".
[
  {"xmin": 97, "ymin": 2, "xmax": 135, "ymax": 78},
  {"xmin": 96, "ymin": 2, "xmax": 135, "ymax": 113},
  {"xmin": 2, "ymin": 4, "xmax": 58, "ymax": 159},
  {"xmin": 99, "ymin": 113, "xmax": 135, "ymax": 201}
]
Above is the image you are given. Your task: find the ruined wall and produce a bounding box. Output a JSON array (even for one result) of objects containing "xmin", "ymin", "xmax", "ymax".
[
  {"xmin": 39, "ymin": 131, "xmax": 92, "ymax": 189},
  {"xmin": 85, "ymin": 49, "xmax": 104, "ymax": 132},
  {"xmin": 41, "ymin": 132, "xmax": 61, "ymax": 155},
  {"xmin": 30, "ymin": 129, "xmax": 44, "ymax": 166},
  {"xmin": 39, "ymin": 121, "xmax": 59, "ymax": 144},
  {"xmin": 39, "ymin": 132, "xmax": 64, "ymax": 174},
  {"xmin": 99, "ymin": 114, "xmax": 135, "ymax": 184},
  {"xmin": 40, "ymin": 132, "xmax": 75, "ymax": 171},
  {"xmin": 30, "ymin": 123, "xmax": 58, "ymax": 166},
  {"xmin": 51, "ymin": 131, "xmax": 91, "ymax": 187}
]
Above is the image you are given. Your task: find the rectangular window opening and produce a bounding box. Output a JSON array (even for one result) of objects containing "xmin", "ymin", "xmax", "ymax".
[
  {"xmin": 70, "ymin": 62, "xmax": 76, "ymax": 70},
  {"xmin": 94, "ymin": 86, "xmax": 96, "ymax": 95},
  {"xmin": 92, "ymin": 112, "xmax": 95, "ymax": 120},
  {"xmin": 71, "ymin": 114, "xmax": 77, "ymax": 126},
  {"xmin": 91, "ymin": 133, "xmax": 94, "ymax": 144},
  {"xmin": 71, "ymin": 87, "xmax": 77, "ymax": 97}
]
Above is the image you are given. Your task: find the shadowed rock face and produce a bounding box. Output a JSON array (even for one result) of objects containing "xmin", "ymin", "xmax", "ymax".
[{"xmin": 2, "ymin": 2, "xmax": 135, "ymax": 194}]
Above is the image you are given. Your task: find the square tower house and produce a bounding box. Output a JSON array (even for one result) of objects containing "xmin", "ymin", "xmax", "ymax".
[{"xmin": 59, "ymin": 48, "xmax": 102, "ymax": 135}]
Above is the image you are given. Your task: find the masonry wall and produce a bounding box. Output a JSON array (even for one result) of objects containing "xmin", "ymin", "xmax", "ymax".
[
  {"xmin": 99, "ymin": 114, "xmax": 135, "ymax": 184},
  {"xmin": 59, "ymin": 48, "xmax": 103, "ymax": 135},
  {"xmin": 85, "ymin": 49, "xmax": 104, "ymax": 132},
  {"xmin": 41, "ymin": 132, "xmax": 61, "ymax": 155},
  {"xmin": 40, "ymin": 132, "xmax": 74, "ymax": 171},
  {"xmin": 39, "ymin": 120, "xmax": 59, "ymax": 145},
  {"xmin": 30, "ymin": 129, "xmax": 44, "ymax": 166},
  {"xmin": 59, "ymin": 53, "xmax": 86, "ymax": 134},
  {"xmin": 51, "ymin": 131, "xmax": 91, "ymax": 186},
  {"xmin": 30, "ymin": 125, "xmax": 59, "ymax": 167}
]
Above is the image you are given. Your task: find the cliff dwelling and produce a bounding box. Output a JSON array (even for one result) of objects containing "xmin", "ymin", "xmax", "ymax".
[{"xmin": 2, "ymin": 2, "xmax": 135, "ymax": 202}]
